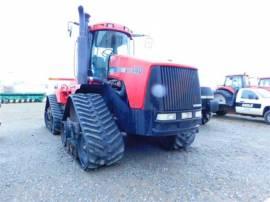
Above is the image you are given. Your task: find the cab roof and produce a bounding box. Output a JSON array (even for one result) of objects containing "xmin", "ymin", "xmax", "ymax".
[{"xmin": 90, "ymin": 22, "xmax": 133, "ymax": 38}]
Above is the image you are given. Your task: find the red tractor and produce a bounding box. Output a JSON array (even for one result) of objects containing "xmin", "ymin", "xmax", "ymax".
[
  {"xmin": 214, "ymin": 74, "xmax": 270, "ymax": 123},
  {"xmin": 214, "ymin": 74, "xmax": 251, "ymax": 114},
  {"xmin": 44, "ymin": 6, "xmax": 202, "ymax": 170},
  {"xmin": 258, "ymin": 77, "xmax": 270, "ymax": 91}
]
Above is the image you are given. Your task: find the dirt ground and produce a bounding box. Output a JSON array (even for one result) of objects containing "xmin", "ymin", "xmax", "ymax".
[{"xmin": 0, "ymin": 103, "xmax": 270, "ymax": 202}]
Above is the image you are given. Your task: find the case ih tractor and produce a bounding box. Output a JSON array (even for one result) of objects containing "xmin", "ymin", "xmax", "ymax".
[
  {"xmin": 214, "ymin": 74, "xmax": 270, "ymax": 124},
  {"xmin": 44, "ymin": 6, "xmax": 202, "ymax": 170}
]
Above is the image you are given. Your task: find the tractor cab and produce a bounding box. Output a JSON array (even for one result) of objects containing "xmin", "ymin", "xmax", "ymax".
[
  {"xmin": 258, "ymin": 78, "xmax": 270, "ymax": 91},
  {"xmin": 259, "ymin": 78, "xmax": 270, "ymax": 87},
  {"xmin": 89, "ymin": 24, "xmax": 133, "ymax": 79},
  {"xmin": 215, "ymin": 74, "xmax": 251, "ymax": 106},
  {"xmin": 223, "ymin": 74, "xmax": 250, "ymax": 91}
]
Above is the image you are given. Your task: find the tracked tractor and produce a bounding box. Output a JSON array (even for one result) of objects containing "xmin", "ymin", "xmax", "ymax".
[{"xmin": 44, "ymin": 6, "xmax": 202, "ymax": 170}]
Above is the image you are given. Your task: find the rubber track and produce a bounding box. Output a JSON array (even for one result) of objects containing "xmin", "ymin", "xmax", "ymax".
[
  {"xmin": 46, "ymin": 95, "xmax": 63, "ymax": 134},
  {"xmin": 70, "ymin": 93, "xmax": 124, "ymax": 169}
]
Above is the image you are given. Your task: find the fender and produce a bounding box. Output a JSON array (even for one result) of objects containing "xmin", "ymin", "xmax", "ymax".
[
  {"xmin": 214, "ymin": 89, "xmax": 235, "ymax": 107},
  {"xmin": 49, "ymin": 78, "xmax": 78, "ymax": 105},
  {"xmin": 217, "ymin": 86, "xmax": 235, "ymax": 94},
  {"xmin": 63, "ymin": 84, "xmax": 131, "ymax": 132}
]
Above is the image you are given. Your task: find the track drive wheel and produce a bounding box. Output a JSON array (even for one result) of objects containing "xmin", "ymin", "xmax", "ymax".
[
  {"xmin": 160, "ymin": 130, "xmax": 197, "ymax": 150},
  {"xmin": 65, "ymin": 93, "xmax": 125, "ymax": 170},
  {"xmin": 44, "ymin": 95, "xmax": 63, "ymax": 135}
]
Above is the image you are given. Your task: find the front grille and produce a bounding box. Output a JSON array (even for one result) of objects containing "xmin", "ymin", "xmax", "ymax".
[{"xmin": 147, "ymin": 66, "xmax": 201, "ymax": 111}]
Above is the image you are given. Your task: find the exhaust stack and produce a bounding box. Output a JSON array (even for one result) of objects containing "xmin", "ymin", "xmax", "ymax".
[{"xmin": 77, "ymin": 6, "xmax": 91, "ymax": 84}]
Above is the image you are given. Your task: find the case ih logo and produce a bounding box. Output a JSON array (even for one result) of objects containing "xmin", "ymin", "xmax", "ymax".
[{"xmin": 109, "ymin": 67, "xmax": 143, "ymax": 74}]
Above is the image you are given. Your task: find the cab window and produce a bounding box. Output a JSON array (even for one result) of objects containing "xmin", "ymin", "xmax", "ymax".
[
  {"xmin": 241, "ymin": 90, "xmax": 258, "ymax": 100},
  {"xmin": 260, "ymin": 79, "xmax": 270, "ymax": 87},
  {"xmin": 90, "ymin": 30, "xmax": 131, "ymax": 80},
  {"xmin": 224, "ymin": 76, "xmax": 242, "ymax": 89}
]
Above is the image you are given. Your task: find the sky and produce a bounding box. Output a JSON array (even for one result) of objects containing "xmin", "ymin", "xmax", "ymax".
[{"xmin": 0, "ymin": 0, "xmax": 269, "ymax": 89}]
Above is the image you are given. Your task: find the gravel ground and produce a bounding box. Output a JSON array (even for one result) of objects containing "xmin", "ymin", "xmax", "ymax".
[{"xmin": 0, "ymin": 103, "xmax": 270, "ymax": 202}]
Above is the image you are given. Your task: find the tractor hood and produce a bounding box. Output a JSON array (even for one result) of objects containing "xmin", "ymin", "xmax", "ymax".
[
  {"xmin": 109, "ymin": 55, "xmax": 196, "ymax": 71},
  {"xmin": 108, "ymin": 55, "xmax": 199, "ymax": 109}
]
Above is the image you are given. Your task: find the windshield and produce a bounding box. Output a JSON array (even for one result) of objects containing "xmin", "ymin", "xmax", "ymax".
[
  {"xmin": 259, "ymin": 79, "xmax": 270, "ymax": 87},
  {"xmin": 93, "ymin": 31, "xmax": 131, "ymax": 55},
  {"xmin": 90, "ymin": 30, "xmax": 131, "ymax": 79},
  {"xmin": 256, "ymin": 88, "xmax": 270, "ymax": 98},
  {"xmin": 224, "ymin": 75, "xmax": 250, "ymax": 89},
  {"xmin": 224, "ymin": 76, "xmax": 243, "ymax": 88}
]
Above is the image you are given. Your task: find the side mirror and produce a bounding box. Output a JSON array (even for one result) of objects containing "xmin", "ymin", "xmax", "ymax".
[
  {"xmin": 144, "ymin": 36, "xmax": 153, "ymax": 49},
  {"xmin": 67, "ymin": 22, "xmax": 73, "ymax": 37},
  {"xmin": 67, "ymin": 21, "xmax": 79, "ymax": 37},
  {"xmin": 67, "ymin": 22, "xmax": 72, "ymax": 37}
]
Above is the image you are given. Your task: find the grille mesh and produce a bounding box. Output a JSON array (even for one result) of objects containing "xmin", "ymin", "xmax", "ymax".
[{"xmin": 159, "ymin": 66, "xmax": 201, "ymax": 111}]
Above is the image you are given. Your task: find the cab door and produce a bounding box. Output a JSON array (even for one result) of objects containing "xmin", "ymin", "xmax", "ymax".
[{"xmin": 235, "ymin": 89, "xmax": 262, "ymax": 115}]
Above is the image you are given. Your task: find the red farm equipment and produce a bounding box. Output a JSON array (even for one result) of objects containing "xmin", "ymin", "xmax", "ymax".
[
  {"xmin": 213, "ymin": 74, "xmax": 270, "ymax": 123},
  {"xmin": 214, "ymin": 74, "xmax": 251, "ymax": 110},
  {"xmin": 258, "ymin": 77, "xmax": 270, "ymax": 91},
  {"xmin": 44, "ymin": 6, "xmax": 202, "ymax": 170}
]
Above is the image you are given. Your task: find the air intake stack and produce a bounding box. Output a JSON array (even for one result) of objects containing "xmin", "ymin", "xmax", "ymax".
[{"xmin": 77, "ymin": 6, "xmax": 91, "ymax": 84}]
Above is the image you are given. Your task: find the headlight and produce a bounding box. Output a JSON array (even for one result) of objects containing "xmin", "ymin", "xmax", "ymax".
[
  {"xmin": 181, "ymin": 112, "xmax": 192, "ymax": 119},
  {"xmin": 156, "ymin": 113, "xmax": 176, "ymax": 121},
  {"xmin": 195, "ymin": 111, "xmax": 202, "ymax": 118}
]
